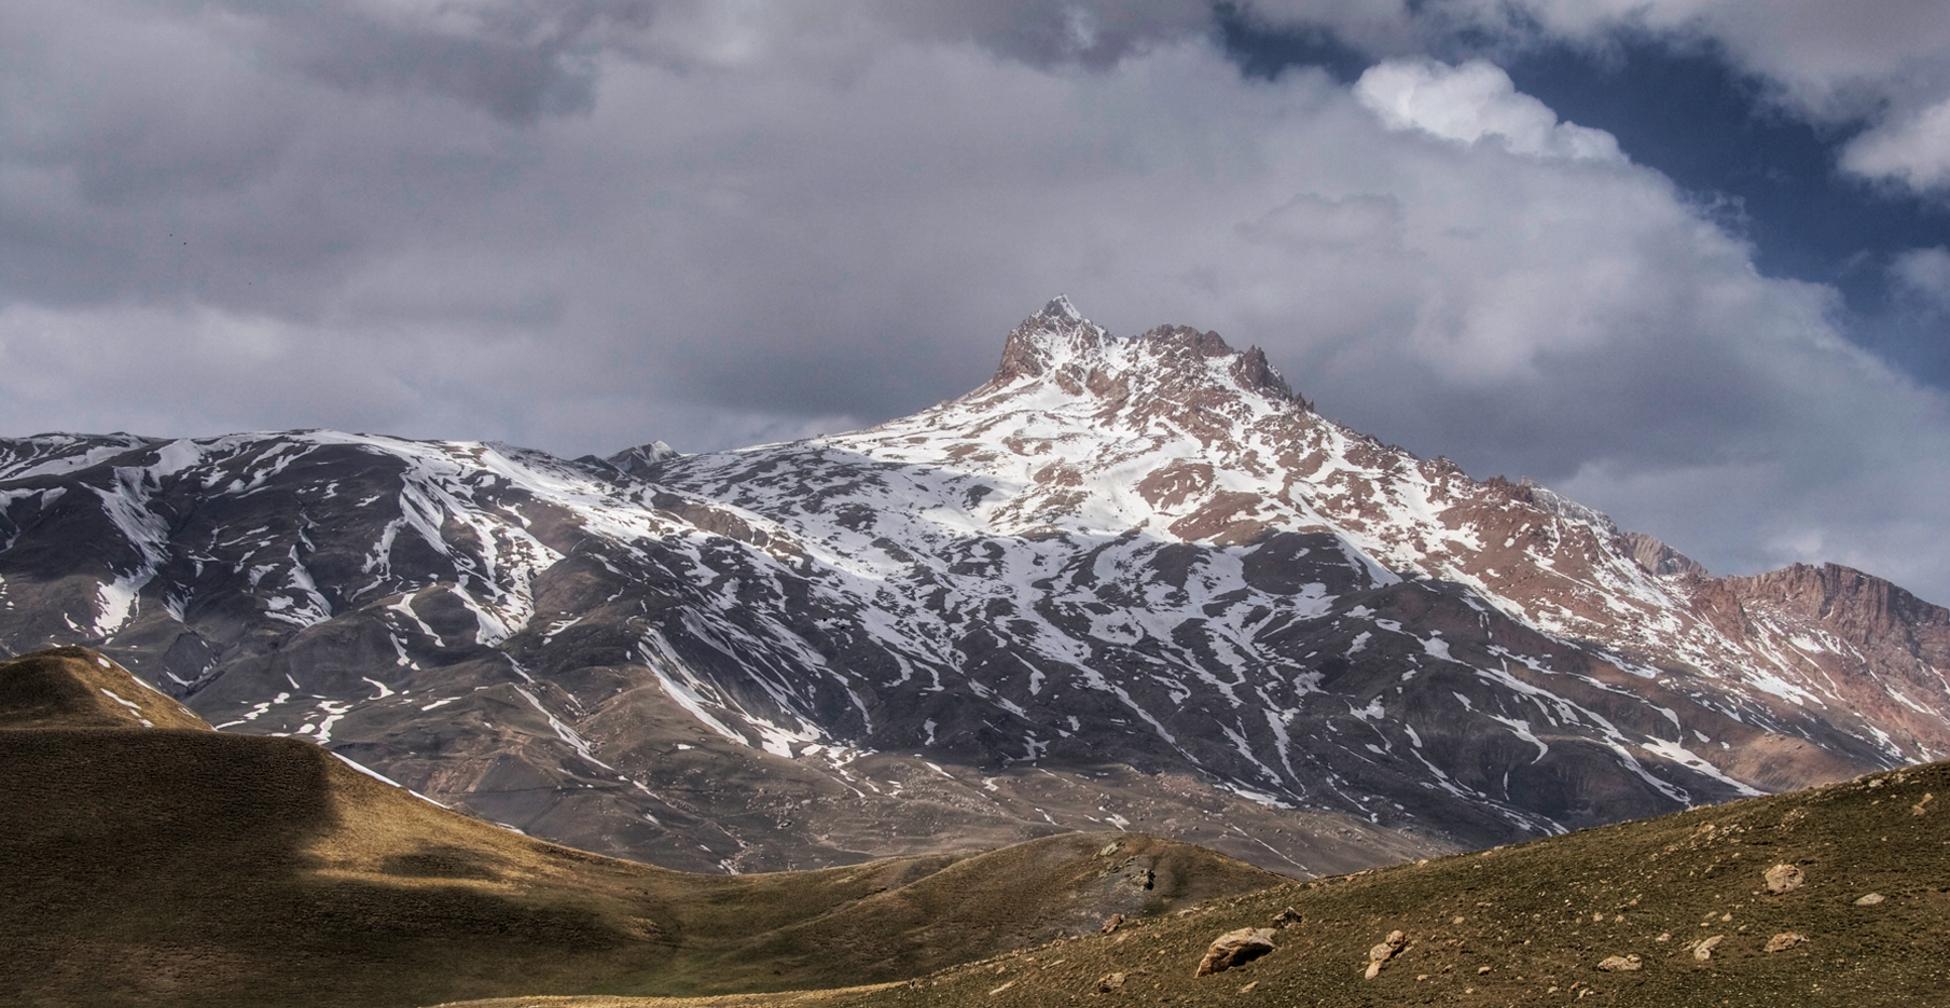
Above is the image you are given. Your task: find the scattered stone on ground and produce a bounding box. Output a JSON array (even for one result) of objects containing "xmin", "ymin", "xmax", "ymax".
[
  {"xmin": 1694, "ymin": 935, "xmax": 1725, "ymax": 962},
  {"xmin": 1195, "ymin": 927, "xmax": 1276, "ymax": 978},
  {"xmin": 1854, "ymin": 892, "xmax": 1886, "ymax": 906},
  {"xmin": 1764, "ymin": 863, "xmax": 1806, "ymax": 894},
  {"xmin": 1100, "ymin": 914, "xmax": 1124, "ymax": 935},
  {"xmin": 1597, "ymin": 954, "xmax": 1643, "ymax": 972},
  {"xmin": 1272, "ymin": 907, "xmax": 1303, "ymax": 928},
  {"xmin": 1765, "ymin": 932, "xmax": 1808, "ymax": 953},
  {"xmin": 1095, "ymin": 972, "xmax": 1126, "ymax": 993},
  {"xmin": 1364, "ymin": 930, "xmax": 1408, "ymax": 980},
  {"xmin": 1238, "ymin": 980, "xmax": 1258, "ymax": 993},
  {"xmin": 1913, "ymin": 793, "xmax": 1935, "ymax": 816}
]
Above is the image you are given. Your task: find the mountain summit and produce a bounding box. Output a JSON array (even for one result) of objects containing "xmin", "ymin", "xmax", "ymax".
[
  {"xmin": 0, "ymin": 302, "xmax": 1945, "ymax": 873},
  {"xmin": 994, "ymin": 297, "xmax": 1295, "ymax": 402}
]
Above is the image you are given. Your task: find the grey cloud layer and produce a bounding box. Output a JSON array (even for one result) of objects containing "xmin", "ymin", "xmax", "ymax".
[{"xmin": 2, "ymin": 1, "xmax": 1947, "ymax": 601}]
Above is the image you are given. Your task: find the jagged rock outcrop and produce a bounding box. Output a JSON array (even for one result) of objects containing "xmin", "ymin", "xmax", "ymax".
[{"xmin": 1619, "ymin": 531, "xmax": 1706, "ymax": 578}]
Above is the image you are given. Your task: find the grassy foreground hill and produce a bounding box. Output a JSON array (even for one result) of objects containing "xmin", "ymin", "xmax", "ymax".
[
  {"xmin": 0, "ymin": 647, "xmax": 1278, "ymax": 1008},
  {"xmin": 444, "ymin": 758, "xmax": 1950, "ymax": 1007},
  {"xmin": 0, "ymin": 644, "xmax": 210, "ymax": 730}
]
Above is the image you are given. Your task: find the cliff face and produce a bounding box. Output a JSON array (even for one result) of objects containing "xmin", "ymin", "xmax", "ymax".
[
  {"xmin": 1686, "ymin": 564, "xmax": 1950, "ymax": 781},
  {"xmin": 1618, "ymin": 531, "xmax": 1707, "ymax": 578},
  {"xmin": 1726, "ymin": 563, "xmax": 1950, "ymax": 651}
]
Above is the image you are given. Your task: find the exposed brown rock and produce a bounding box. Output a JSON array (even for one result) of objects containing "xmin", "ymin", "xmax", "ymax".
[
  {"xmin": 1363, "ymin": 930, "xmax": 1408, "ymax": 979},
  {"xmin": 1134, "ymin": 459, "xmax": 1213, "ymax": 511},
  {"xmin": 1764, "ymin": 932, "xmax": 1807, "ymax": 953},
  {"xmin": 1229, "ymin": 345, "xmax": 1297, "ymax": 401},
  {"xmin": 1095, "ymin": 971, "xmax": 1126, "ymax": 993},
  {"xmin": 1596, "ymin": 954, "xmax": 1642, "ymax": 972},
  {"xmin": 1619, "ymin": 531, "xmax": 1707, "ymax": 578},
  {"xmin": 1693, "ymin": 935, "xmax": 1725, "ymax": 961},
  {"xmin": 1195, "ymin": 927, "xmax": 1276, "ymax": 977},
  {"xmin": 1099, "ymin": 913, "xmax": 1124, "ymax": 935},
  {"xmin": 1764, "ymin": 863, "xmax": 1805, "ymax": 894}
]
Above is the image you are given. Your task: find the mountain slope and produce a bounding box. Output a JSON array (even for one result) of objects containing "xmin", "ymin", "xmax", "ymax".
[
  {"xmin": 1, "ymin": 299, "xmax": 1946, "ymax": 874},
  {"xmin": 444, "ymin": 759, "xmax": 1950, "ymax": 1008},
  {"xmin": 0, "ymin": 647, "xmax": 1276, "ymax": 1008}
]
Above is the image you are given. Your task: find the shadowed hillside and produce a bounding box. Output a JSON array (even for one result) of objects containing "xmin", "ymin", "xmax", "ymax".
[
  {"xmin": 444, "ymin": 760, "xmax": 1950, "ymax": 1008},
  {"xmin": 0, "ymin": 648, "xmax": 1278, "ymax": 1008},
  {"xmin": 0, "ymin": 644, "xmax": 209, "ymax": 730}
]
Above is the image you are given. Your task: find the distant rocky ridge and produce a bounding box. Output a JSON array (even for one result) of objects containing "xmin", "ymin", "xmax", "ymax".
[{"xmin": 1, "ymin": 297, "xmax": 1945, "ymax": 874}]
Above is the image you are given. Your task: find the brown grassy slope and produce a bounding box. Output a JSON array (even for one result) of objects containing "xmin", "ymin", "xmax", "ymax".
[
  {"xmin": 0, "ymin": 645, "xmax": 209, "ymax": 730},
  {"xmin": 0, "ymin": 647, "xmax": 1278, "ymax": 1008},
  {"xmin": 447, "ymin": 761, "xmax": 1950, "ymax": 1008}
]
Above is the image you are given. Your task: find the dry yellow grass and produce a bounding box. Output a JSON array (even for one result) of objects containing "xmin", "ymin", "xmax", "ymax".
[
  {"xmin": 443, "ymin": 761, "xmax": 1950, "ymax": 1008},
  {"xmin": 0, "ymin": 647, "xmax": 1278, "ymax": 1008},
  {"xmin": 0, "ymin": 645, "xmax": 209, "ymax": 730}
]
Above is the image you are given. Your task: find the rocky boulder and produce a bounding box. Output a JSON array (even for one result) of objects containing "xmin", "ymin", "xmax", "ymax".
[
  {"xmin": 1364, "ymin": 930, "xmax": 1408, "ymax": 980},
  {"xmin": 1195, "ymin": 927, "xmax": 1276, "ymax": 977},
  {"xmin": 1764, "ymin": 863, "xmax": 1806, "ymax": 894}
]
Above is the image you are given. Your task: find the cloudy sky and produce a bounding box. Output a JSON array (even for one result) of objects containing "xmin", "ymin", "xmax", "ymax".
[{"xmin": 4, "ymin": 1, "xmax": 1948, "ymax": 601}]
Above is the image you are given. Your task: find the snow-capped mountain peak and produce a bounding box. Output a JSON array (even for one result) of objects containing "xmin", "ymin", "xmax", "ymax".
[
  {"xmin": 2, "ymin": 302, "xmax": 1946, "ymax": 878},
  {"xmin": 990, "ymin": 298, "xmax": 1296, "ymax": 409}
]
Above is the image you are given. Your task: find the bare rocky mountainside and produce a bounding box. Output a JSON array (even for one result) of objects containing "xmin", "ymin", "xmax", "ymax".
[{"xmin": 2, "ymin": 298, "xmax": 1946, "ymax": 874}]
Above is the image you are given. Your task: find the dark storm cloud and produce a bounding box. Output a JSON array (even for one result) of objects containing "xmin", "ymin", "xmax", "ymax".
[
  {"xmin": 1, "ymin": 1, "xmax": 1948, "ymax": 601},
  {"xmin": 230, "ymin": 0, "xmax": 661, "ymax": 123},
  {"xmin": 264, "ymin": 18, "xmax": 594, "ymax": 123}
]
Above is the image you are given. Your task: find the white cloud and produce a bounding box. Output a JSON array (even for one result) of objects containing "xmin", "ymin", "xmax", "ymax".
[
  {"xmin": 1353, "ymin": 59, "xmax": 1621, "ymax": 161},
  {"xmin": 1843, "ymin": 98, "xmax": 1950, "ymax": 194},
  {"xmin": 1237, "ymin": 0, "xmax": 1950, "ymax": 197}
]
